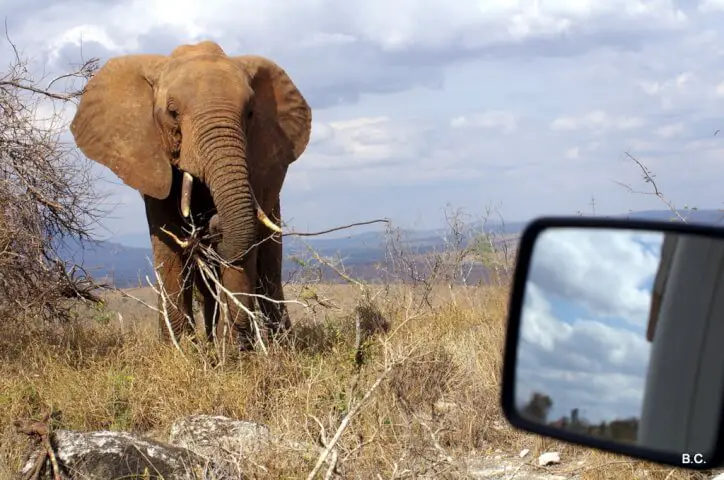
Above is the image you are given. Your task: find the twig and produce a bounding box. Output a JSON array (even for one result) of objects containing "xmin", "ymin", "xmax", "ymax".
[
  {"xmin": 414, "ymin": 414, "xmax": 455, "ymax": 466},
  {"xmin": 160, "ymin": 226, "xmax": 190, "ymax": 248},
  {"xmin": 306, "ymin": 247, "xmax": 365, "ymax": 290},
  {"xmin": 115, "ymin": 288, "xmax": 160, "ymax": 313},
  {"xmin": 283, "ymin": 219, "xmax": 390, "ymax": 237},
  {"xmin": 195, "ymin": 255, "xmax": 269, "ymax": 355},
  {"xmin": 306, "ymin": 355, "xmax": 403, "ymax": 480},
  {"xmin": 614, "ymin": 151, "xmax": 687, "ymax": 222},
  {"xmin": 145, "ymin": 263, "xmax": 190, "ymax": 362},
  {"xmin": 306, "ymin": 414, "xmax": 340, "ymax": 478}
]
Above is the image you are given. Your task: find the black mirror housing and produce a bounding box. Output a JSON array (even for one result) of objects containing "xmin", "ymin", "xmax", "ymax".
[{"xmin": 501, "ymin": 216, "xmax": 724, "ymax": 470}]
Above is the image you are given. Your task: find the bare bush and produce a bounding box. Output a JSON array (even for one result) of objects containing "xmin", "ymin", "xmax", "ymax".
[
  {"xmin": 379, "ymin": 204, "xmax": 517, "ymax": 311},
  {"xmin": 0, "ymin": 36, "xmax": 105, "ymax": 330}
]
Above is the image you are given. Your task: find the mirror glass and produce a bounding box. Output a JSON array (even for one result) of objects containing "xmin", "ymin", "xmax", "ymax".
[{"xmin": 514, "ymin": 226, "xmax": 724, "ymax": 457}]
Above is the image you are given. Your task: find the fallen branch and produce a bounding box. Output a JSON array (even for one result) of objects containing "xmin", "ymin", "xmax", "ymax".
[
  {"xmin": 14, "ymin": 412, "xmax": 62, "ymax": 480},
  {"xmin": 306, "ymin": 345, "xmax": 414, "ymax": 480},
  {"xmin": 305, "ymin": 414, "xmax": 340, "ymax": 479}
]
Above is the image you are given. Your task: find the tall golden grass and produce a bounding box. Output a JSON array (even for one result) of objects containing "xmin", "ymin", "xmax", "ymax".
[{"xmin": 0, "ymin": 281, "xmax": 707, "ymax": 479}]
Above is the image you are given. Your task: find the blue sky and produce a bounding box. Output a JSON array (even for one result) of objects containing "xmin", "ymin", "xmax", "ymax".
[
  {"xmin": 516, "ymin": 228, "xmax": 664, "ymax": 424},
  {"xmin": 5, "ymin": 0, "xmax": 724, "ymax": 244}
]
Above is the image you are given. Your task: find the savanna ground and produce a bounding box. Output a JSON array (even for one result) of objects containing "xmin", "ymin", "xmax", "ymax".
[
  {"xmin": 0, "ymin": 34, "xmax": 718, "ymax": 480},
  {"xmin": 0, "ymin": 233, "xmax": 716, "ymax": 479}
]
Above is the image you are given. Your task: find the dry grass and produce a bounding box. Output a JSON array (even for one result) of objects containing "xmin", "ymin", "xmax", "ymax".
[{"xmin": 0, "ymin": 282, "xmax": 711, "ymax": 479}]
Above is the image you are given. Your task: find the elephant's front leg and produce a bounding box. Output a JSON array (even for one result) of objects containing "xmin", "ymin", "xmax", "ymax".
[
  {"xmin": 144, "ymin": 193, "xmax": 195, "ymax": 343},
  {"xmin": 217, "ymin": 251, "xmax": 258, "ymax": 351},
  {"xmin": 256, "ymin": 223, "xmax": 291, "ymax": 336},
  {"xmin": 149, "ymin": 232, "xmax": 195, "ymax": 343}
]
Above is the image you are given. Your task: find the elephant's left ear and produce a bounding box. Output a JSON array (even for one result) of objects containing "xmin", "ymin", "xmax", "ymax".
[{"xmin": 232, "ymin": 56, "xmax": 312, "ymax": 161}]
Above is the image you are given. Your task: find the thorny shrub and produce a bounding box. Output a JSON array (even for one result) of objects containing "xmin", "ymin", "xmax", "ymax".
[{"xmin": 0, "ymin": 38, "xmax": 104, "ymax": 335}]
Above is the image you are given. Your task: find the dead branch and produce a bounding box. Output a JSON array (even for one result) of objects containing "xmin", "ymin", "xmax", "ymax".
[
  {"xmin": 0, "ymin": 35, "xmax": 105, "ymax": 328},
  {"xmin": 306, "ymin": 353, "xmax": 405, "ymax": 480},
  {"xmin": 614, "ymin": 151, "xmax": 688, "ymax": 222},
  {"xmin": 14, "ymin": 412, "xmax": 63, "ymax": 480},
  {"xmin": 146, "ymin": 264, "xmax": 190, "ymax": 361},
  {"xmin": 282, "ymin": 218, "xmax": 390, "ymax": 238},
  {"xmin": 305, "ymin": 247, "xmax": 365, "ymax": 290}
]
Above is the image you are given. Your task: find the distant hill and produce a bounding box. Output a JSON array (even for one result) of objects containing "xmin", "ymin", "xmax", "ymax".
[
  {"xmin": 611, "ymin": 209, "xmax": 724, "ymax": 224},
  {"xmin": 53, "ymin": 209, "xmax": 724, "ymax": 288}
]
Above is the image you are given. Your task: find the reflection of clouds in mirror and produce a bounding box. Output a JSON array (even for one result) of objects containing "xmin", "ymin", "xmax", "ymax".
[
  {"xmin": 517, "ymin": 228, "xmax": 663, "ymax": 426},
  {"xmin": 528, "ymin": 228, "xmax": 663, "ymax": 328}
]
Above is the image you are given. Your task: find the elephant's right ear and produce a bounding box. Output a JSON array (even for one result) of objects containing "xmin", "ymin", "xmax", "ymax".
[{"xmin": 70, "ymin": 54, "xmax": 172, "ymax": 200}]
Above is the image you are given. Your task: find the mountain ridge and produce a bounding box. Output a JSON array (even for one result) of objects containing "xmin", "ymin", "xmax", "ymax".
[{"xmin": 55, "ymin": 209, "xmax": 724, "ymax": 288}]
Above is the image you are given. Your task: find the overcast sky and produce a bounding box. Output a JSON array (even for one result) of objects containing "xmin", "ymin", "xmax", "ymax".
[
  {"xmin": 516, "ymin": 228, "xmax": 662, "ymax": 424},
  {"xmin": 5, "ymin": 0, "xmax": 724, "ymax": 243}
]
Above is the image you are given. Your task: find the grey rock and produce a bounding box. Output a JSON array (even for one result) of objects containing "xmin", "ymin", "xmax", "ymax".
[
  {"xmin": 169, "ymin": 414, "xmax": 274, "ymax": 457},
  {"xmin": 169, "ymin": 414, "xmax": 322, "ymax": 462},
  {"xmin": 20, "ymin": 429, "xmax": 208, "ymax": 480},
  {"xmin": 17, "ymin": 415, "xmax": 323, "ymax": 479}
]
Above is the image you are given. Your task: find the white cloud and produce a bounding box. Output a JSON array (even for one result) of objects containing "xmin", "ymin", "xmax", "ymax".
[
  {"xmin": 626, "ymin": 138, "xmax": 658, "ymax": 151},
  {"xmin": 306, "ymin": 116, "xmax": 428, "ymax": 169},
  {"xmin": 450, "ymin": 111, "xmax": 518, "ymax": 134},
  {"xmin": 516, "ymin": 229, "xmax": 662, "ymax": 424},
  {"xmin": 715, "ymin": 82, "xmax": 724, "ymax": 97},
  {"xmin": 527, "ymin": 228, "xmax": 663, "ymax": 328},
  {"xmin": 638, "ymin": 72, "xmax": 696, "ymax": 96},
  {"xmin": 5, "ymin": 0, "xmax": 691, "ymax": 81},
  {"xmin": 699, "ymin": 0, "xmax": 724, "ymax": 13},
  {"xmin": 655, "ymin": 122, "xmax": 686, "ymax": 138},
  {"xmin": 564, "ymin": 147, "xmax": 580, "ymax": 159},
  {"xmin": 3, "ymin": 0, "xmax": 724, "ymax": 238},
  {"xmin": 550, "ymin": 111, "xmax": 646, "ymax": 133}
]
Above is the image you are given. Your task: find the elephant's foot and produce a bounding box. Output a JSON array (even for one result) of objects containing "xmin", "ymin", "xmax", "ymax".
[
  {"xmin": 266, "ymin": 306, "xmax": 291, "ymax": 336},
  {"xmin": 157, "ymin": 306, "xmax": 195, "ymax": 345},
  {"xmin": 256, "ymin": 278, "xmax": 292, "ymax": 340},
  {"xmin": 155, "ymin": 285, "xmax": 196, "ymax": 343},
  {"xmin": 214, "ymin": 317, "xmax": 256, "ymax": 352},
  {"xmin": 234, "ymin": 324, "xmax": 257, "ymax": 352}
]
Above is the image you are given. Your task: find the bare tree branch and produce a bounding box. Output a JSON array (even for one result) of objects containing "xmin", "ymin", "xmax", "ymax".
[{"xmin": 0, "ymin": 35, "xmax": 105, "ymax": 327}]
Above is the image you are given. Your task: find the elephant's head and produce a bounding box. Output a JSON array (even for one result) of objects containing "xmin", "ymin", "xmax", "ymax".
[{"xmin": 70, "ymin": 41, "xmax": 311, "ymax": 262}]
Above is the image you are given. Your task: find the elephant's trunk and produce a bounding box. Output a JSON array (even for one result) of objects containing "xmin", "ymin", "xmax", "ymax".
[{"xmin": 197, "ymin": 122, "xmax": 257, "ymax": 264}]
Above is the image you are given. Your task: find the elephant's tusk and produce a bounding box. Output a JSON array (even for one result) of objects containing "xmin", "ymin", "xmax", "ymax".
[
  {"xmin": 180, "ymin": 172, "xmax": 193, "ymax": 218},
  {"xmin": 250, "ymin": 189, "xmax": 282, "ymax": 233},
  {"xmin": 256, "ymin": 206, "xmax": 282, "ymax": 234}
]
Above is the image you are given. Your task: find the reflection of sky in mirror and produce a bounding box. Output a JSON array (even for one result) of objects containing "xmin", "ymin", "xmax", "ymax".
[{"xmin": 516, "ymin": 228, "xmax": 664, "ymax": 424}]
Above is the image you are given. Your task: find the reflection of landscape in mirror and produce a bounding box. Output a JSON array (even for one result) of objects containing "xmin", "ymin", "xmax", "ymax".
[{"xmin": 515, "ymin": 227, "xmax": 664, "ymax": 445}]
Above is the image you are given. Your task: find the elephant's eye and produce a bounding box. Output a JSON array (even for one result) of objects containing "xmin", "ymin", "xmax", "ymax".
[
  {"xmin": 246, "ymin": 108, "xmax": 254, "ymax": 120},
  {"xmin": 167, "ymin": 100, "xmax": 179, "ymax": 119}
]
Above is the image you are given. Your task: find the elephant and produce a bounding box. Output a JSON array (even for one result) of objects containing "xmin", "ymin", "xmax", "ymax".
[{"xmin": 69, "ymin": 40, "xmax": 312, "ymax": 351}]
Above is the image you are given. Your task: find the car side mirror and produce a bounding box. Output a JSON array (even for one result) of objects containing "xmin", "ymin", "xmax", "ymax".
[{"xmin": 500, "ymin": 216, "xmax": 724, "ymax": 470}]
